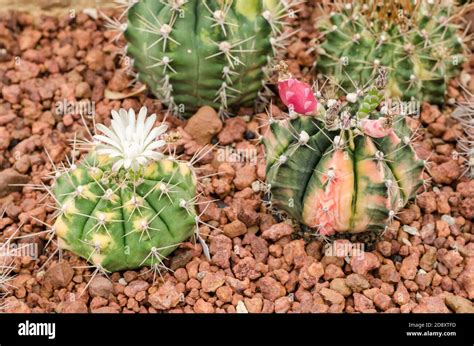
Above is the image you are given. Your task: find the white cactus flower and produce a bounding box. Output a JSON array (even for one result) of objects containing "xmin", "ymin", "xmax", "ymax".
[{"xmin": 94, "ymin": 107, "xmax": 168, "ymax": 172}]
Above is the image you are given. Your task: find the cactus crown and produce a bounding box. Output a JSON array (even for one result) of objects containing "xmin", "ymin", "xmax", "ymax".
[
  {"xmin": 51, "ymin": 107, "xmax": 200, "ymax": 272},
  {"xmin": 105, "ymin": 0, "xmax": 298, "ymax": 117},
  {"xmin": 315, "ymin": 0, "xmax": 467, "ymax": 105},
  {"xmin": 263, "ymin": 68, "xmax": 424, "ymax": 236}
]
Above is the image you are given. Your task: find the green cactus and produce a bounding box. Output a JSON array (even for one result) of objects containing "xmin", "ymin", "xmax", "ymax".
[
  {"xmin": 117, "ymin": 0, "xmax": 294, "ymax": 117},
  {"xmin": 52, "ymin": 107, "xmax": 198, "ymax": 272},
  {"xmin": 264, "ymin": 70, "xmax": 425, "ymax": 236},
  {"xmin": 315, "ymin": 0, "xmax": 466, "ymax": 105}
]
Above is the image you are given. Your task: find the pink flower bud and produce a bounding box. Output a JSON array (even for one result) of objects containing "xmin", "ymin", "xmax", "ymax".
[
  {"xmin": 278, "ymin": 78, "xmax": 317, "ymax": 115},
  {"xmin": 360, "ymin": 118, "xmax": 401, "ymax": 144}
]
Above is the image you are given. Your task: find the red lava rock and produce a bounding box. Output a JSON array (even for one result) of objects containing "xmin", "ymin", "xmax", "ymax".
[
  {"xmin": 444, "ymin": 294, "xmax": 474, "ymax": 313},
  {"xmin": 438, "ymin": 249, "xmax": 463, "ymax": 270},
  {"xmin": 233, "ymin": 165, "xmax": 256, "ymax": 190},
  {"xmin": 148, "ymin": 281, "xmax": 180, "ymax": 310},
  {"xmin": 412, "ymin": 296, "xmax": 450, "ymax": 313},
  {"xmin": 393, "ymin": 282, "xmax": 411, "ymax": 306},
  {"xmin": 417, "ymin": 192, "xmax": 437, "ymax": 213},
  {"xmin": 379, "ymin": 264, "xmax": 401, "ymax": 283},
  {"xmin": 18, "ymin": 28, "xmax": 41, "ymax": 50},
  {"xmin": 124, "ymin": 280, "xmax": 150, "ymax": 298},
  {"xmin": 244, "ymin": 297, "xmax": 263, "ymax": 313},
  {"xmin": 330, "ymin": 278, "xmax": 352, "ymax": 297},
  {"xmin": 60, "ymin": 301, "xmax": 88, "ymax": 313},
  {"xmin": 2, "ymin": 84, "xmax": 21, "ymax": 104},
  {"xmin": 261, "ymin": 223, "xmax": 293, "ymax": 242},
  {"xmin": 258, "ymin": 276, "xmax": 286, "ymax": 301},
  {"xmin": 298, "ymin": 259, "xmax": 324, "ymax": 289},
  {"xmin": 44, "ymin": 261, "xmax": 73, "ymax": 289},
  {"xmin": 210, "ymin": 234, "xmax": 232, "ymax": 269},
  {"xmin": 216, "ymin": 286, "xmax": 233, "ymax": 303},
  {"xmin": 201, "ymin": 271, "xmax": 226, "ymax": 293},
  {"xmin": 400, "ymin": 252, "xmax": 419, "ymax": 280},
  {"xmin": 223, "ymin": 219, "xmax": 247, "ymax": 238},
  {"xmin": 107, "ymin": 70, "xmax": 129, "ymax": 92},
  {"xmin": 320, "ymin": 287, "xmax": 345, "ymax": 305},
  {"xmin": 226, "ymin": 276, "xmax": 250, "ymax": 293},
  {"xmin": 0, "ymin": 127, "xmax": 10, "ymax": 150},
  {"xmin": 85, "ymin": 49, "xmax": 105, "ymax": 71},
  {"xmin": 324, "ymin": 263, "xmax": 344, "ymax": 280},
  {"xmin": 430, "ymin": 160, "xmax": 460, "ymax": 185},
  {"xmin": 92, "ymin": 306, "xmax": 119, "ymax": 313},
  {"xmin": 283, "ymin": 239, "xmax": 307, "ymax": 268},
  {"xmin": 194, "ymin": 298, "xmax": 214, "ymax": 313},
  {"xmin": 274, "ymin": 296, "xmax": 292, "ymax": 313},
  {"xmin": 184, "ymin": 106, "xmax": 222, "ymax": 145},
  {"xmin": 373, "ymin": 292, "xmax": 391, "ymax": 311},
  {"xmin": 218, "ymin": 118, "xmax": 246, "ymax": 145},
  {"xmin": 233, "ymin": 257, "xmax": 260, "ymax": 280},
  {"xmin": 174, "ymin": 268, "xmax": 188, "ymax": 283},
  {"xmin": 88, "ymin": 276, "xmax": 113, "ymax": 298},
  {"xmin": 353, "ymin": 293, "xmax": 375, "ymax": 313},
  {"xmin": 3, "ymin": 296, "xmax": 31, "ymax": 313},
  {"xmin": 346, "ymin": 273, "xmax": 370, "ymax": 293},
  {"xmin": 420, "ymin": 247, "xmax": 437, "ymax": 271},
  {"xmin": 247, "ymin": 234, "xmax": 269, "ymax": 262},
  {"xmin": 350, "ymin": 252, "xmax": 380, "ymax": 275}
]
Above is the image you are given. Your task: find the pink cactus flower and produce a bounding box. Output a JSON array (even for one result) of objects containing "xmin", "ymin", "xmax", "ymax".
[
  {"xmin": 360, "ymin": 118, "xmax": 401, "ymax": 145},
  {"xmin": 278, "ymin": 78, "xmax": 318, "ymax": 115}
]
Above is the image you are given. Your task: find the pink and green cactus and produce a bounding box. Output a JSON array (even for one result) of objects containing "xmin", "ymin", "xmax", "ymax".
[{"xmin": 264, "ymin": 64, "xmax": 424, "ymax": 235}]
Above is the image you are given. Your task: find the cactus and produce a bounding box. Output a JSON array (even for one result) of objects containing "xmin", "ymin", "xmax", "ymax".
[
  {"xmin": 51, "ymin": 107, "xmax": 199, "ymax": 272},
  {"xmin": 263, "ymin": 65, "xmax": 424, "ymax": 236},
  {"xmin": 453, "ymin": 94, "xmax": 474, "ymax": 179},
  {"xmin": 107, "ymin": 0, "xmax": 297, "ymax": 117},
  {"xmin": 314, "ymin": 0, "xmax": 466, "ymax": 105}
]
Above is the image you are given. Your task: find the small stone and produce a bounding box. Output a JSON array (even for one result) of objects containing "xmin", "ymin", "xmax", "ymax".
[
  {"xmin": 353, "ymin": 293, "xmax": 375, "ymax": 313},
  {"xmin": 216, "ymin": 286, "xmax": 233, "ymax": 303},
  {"xmin": 261, "ymin": 223, "xmax": 293, "ymax": 241},
  {"xmin": 258, "ymin": 277, "xmax": 286, "ymax": 301},
  {"xmin": 412, "ymin": 296, "xmax": 450, "ymax": 313},
  {"xmin": 244, "ymin": 297, "xmax": 263, "ymax": 313},
  {"xmin": 148, "ymin": 281, "xmax": 180, "ymax": 310},
  {"xmin": 2, "ymin": 84, "xmax": 21, "ymax": 104},
  {"xmin": 298, "ymin": 261, "xmax": 324, "ymax": 289},
  {"xmin": 210, "ymin": 235, "xmax": 232, "ymax": 269},
  {"xmin": 283, "ymin": 239, "xmax": 307, "ymax": 268},
  {"xmin": 320, "ymin": 288, "xmax": 345, "ymax": 305},
  {"xmin": 184, "ymin": 106, "xmax": 223, "ymax": 145},
  {"xmin": 445, "ymin": 294, "xmax": 474, "ymax": 313},
  {"xmin": 223, "ymin": 219, "xmax": 247, "ymax": 238},
  {"xmin": 88, "ymin": 276, "xmax": 113, "ymax": 298},
  {"xmin": 430, "ymin": 160, "xmax": 460, "ymax": 185},
  {"xmin": 330, "ymin": 278, "xmax": 352, "ymax": 297},
  {"xmin": 45, "ymin": 261, "xmax": 73, "ymax": 289},
  {"xmin": 0, "ymin": 169, "xmax": 29, "ymax": 198},
  {"xmin": 233, "ymin": 165, "xmax": 256, "ymax": 190},
  {"xmin": 393, "ymin": 283, "xmax": 411, "ymax": 306},
  {"xmin": 373, "ymin": 293, "xmax": 391, "ymax": 311},
  {"xmin": 400, "ymin": 253, "xmax": 419, "ymax": 280},
  {"xmin": 274, "ymin": 296, "xmax": 292, "ymax": 313},
  {"xmin": 218, "ymin": 117, "xmax": 246, "ymax": 145},
  {"xmin": 194, "ymin": 298, "xmax": 214, "ymax": 313},
  {"xmin": 346, "ymin": 274, "xmax": 370, "ymax": 293},
  {"xmin": 201, "ymin": 271, "xmax": 226, "ymax": 293},
  {"xmin": 350, "ymin": 252, "xmax": 380, "ymax": 275},
  {"xmin": 124, "ymin": 280, "xmax": 149, "ymax": 298},
  {"xmin": 420, "ymin": 246, "xmax": 437, "ymax": 271}
]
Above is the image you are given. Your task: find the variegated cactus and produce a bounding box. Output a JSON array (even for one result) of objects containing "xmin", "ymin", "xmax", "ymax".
[
  {"xmin": 263, "ymin": 65, "xmax": 425, "ymax": 236},
  {"xmin": 106, "ymin": 0, "xmax": 297, "ymax": 117},
  {"xmin": 51, "ymin": 107, "xmax": 200, "ymax": 272}
]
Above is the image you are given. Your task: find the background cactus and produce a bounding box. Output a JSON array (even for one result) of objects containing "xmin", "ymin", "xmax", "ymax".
[
  {"xmin": 51, "ymin": 107, "xmax": 198, "ymax": 272},
  {"xmin": 263, "ymin": 67, "xmax": 425, "ymax": 236},
  {"xmin": 314, "ymin": 0, "xmax": 466, "ymax": 105},
  {"xmin": 110, "ymin": 0, "xmax": 296, "ymax": 117}
]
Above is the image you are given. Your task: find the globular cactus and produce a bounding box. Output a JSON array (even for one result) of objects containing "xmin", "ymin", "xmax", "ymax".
[
  {"xmin": 51, "ymin": 107, "xmax": 198, "ymax": 272},
  {"xmin": 107, "ymin": 0, "xmax": 297, "ymax": 117},
  {"xmin": 314, "ymin": 0, "xmax": 466, "ymax": 105},
  {"xmin": 263, "ymin": 65, "xmax": 424, "ymax": 236}
]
